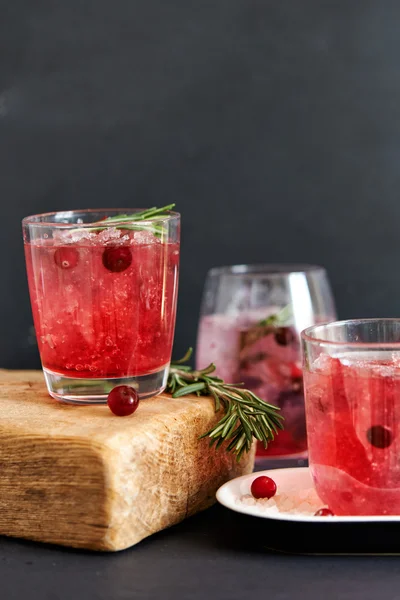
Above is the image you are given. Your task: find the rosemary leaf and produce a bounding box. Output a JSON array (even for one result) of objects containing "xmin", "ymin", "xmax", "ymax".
[
  {"xmin": 91, "ymin": 203, "xmax": 176, "ymax": 235},
  {"xmin": 174, "ymin": 375, "xmax": 188, "ymax": 387},
  {"xmin": 222, "ymin": 414, "xmax": 239, "ymax": 439},
  {"xmin": 251, "ymin": 421, "xmax": 265, "ymax": 442},
  {"xmin": 166, "ymin": 348, "xmax": 283, "ymax": 459},
  {"xmin": 171, "ymin": 347, "xmax": 193, "ymax": 365},
  {"xmin": 199, "ymin": 364, "xmax": 217, "ymax": 376},
  {"xmin": 237, "ymin": 405, "xmax": 253, "ymax": 442},
  {"xmin": 209, "ymin": 388, "xmax": 221, "ymax": 412},
  {"xmin": 172, "ymin": 364, "xmax": 192, "ymax": 372},
  {"xmin": 215, "ymin": 437, "xmax": 226, "ymax": 450},
  {"xmin": 172, "ymin": 382, "xmax": 206, "ymax": 397}
]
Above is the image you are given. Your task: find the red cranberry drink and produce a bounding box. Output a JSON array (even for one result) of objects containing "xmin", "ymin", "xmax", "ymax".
[
  {"xmin": 196, "ymin": 308, "xmax": 307, "ymax": 457},
  {"xmin": 23, "ymin": 207, "xmax": 180, "ymax": 403},
  {"xmin": 303, "ymin": 319, "xmax": 400, "ymax": 516}
]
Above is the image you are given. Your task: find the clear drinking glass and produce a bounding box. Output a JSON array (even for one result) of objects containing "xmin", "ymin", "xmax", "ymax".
[
  {"xmin": 196, "ymin": 264, "xmax": 336, "ymax": 461},
  {"xmin": 302, "ymin": 319, "xmax": 400, "ymax": 516},
  {"xmin": 23, "ymin": 209, "xmax": 180, "ymax": 403}
]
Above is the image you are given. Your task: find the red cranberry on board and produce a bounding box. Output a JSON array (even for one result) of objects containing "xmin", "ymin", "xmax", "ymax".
[{"xmin": 107, "ymin": 385, "xmax": 139, "ymax": 416}]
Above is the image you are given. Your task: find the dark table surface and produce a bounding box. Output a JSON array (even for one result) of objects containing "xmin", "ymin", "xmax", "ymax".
[{"xmin": 2, "ymin": 460, "xmax": 400, "ymax": 600}]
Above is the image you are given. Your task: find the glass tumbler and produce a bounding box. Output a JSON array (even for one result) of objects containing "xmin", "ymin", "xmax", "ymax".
[
  {"xmin": 23, "ymin": 209, "xmax": 180, "ymax": 403},
  {"xmin": 196, "ymin": 264, "xmax": 336, "ymax": 461},
  {"xmin": 302, "ymin": 319, "xmax": 400, "ymax": 516}
]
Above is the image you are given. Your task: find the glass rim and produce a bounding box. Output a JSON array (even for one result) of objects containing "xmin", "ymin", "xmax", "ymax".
[
  {"xmin": 208, "ymin": 263, "xmax": 326, "ymax": 277},
  {"xmin": 22, "ymin": 208, "xmax": 180, "ymax": 228},
  {"xmin": 302, "ymin": 318, "xmax": 400, "ymax": 349}
]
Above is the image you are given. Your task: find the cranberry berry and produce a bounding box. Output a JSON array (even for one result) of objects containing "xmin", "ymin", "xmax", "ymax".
[
  {"xmin": 54, "ymin": 247, "xmax": 79, "ymax": 269},
  {"xmin": 250, "ymin": 476, "xmax": 277, "ymax": 499},
  {"xmin": 107, "ymin": 385, "xmax": 139, "ymax": 416},
  {"xmin": 102, "ymin": 246, "xmax": 132, "ymax": 273},
  {"xmin": 367, "ymin": 425, "xmax": 392, "ymax": 449},
  {"xmin": 314, "ymin": 508, "xmax": 334, "ymax": 517},
  {"xmin": 274, "ymin": 327, "xmax": 294, "ymax": 346}
]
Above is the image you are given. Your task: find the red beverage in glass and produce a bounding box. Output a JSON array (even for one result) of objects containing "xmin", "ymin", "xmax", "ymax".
[
  {"xmin": 303, "ymin": 319, "xmax": 400, "ymax": 516},
  {"xmin": 23, "ymin": 209, "xmax": 180, "ymax": 403}
]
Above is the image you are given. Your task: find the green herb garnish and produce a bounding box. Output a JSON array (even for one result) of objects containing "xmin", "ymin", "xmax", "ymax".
[
  {"xmin": 167, "ymin": 348, "xmax": 284, "ymax": 461},
  {"xmin": 258, "ymin": 304, "xmax": 292, "ymax": 327},
  {"xmin": 93, "ymin": 204, "xmax": 176, "ymax": 236}
]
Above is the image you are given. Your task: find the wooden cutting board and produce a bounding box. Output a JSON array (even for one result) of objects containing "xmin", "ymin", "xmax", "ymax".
[{"xmin": 0, "ymin": 370, "xmax": 255, "ymax": 551}]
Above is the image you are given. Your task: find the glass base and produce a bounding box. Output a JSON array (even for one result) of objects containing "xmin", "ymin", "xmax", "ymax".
[{"xmin": 43, "ymin": 366, "xmax": 169, "ymax": 404}]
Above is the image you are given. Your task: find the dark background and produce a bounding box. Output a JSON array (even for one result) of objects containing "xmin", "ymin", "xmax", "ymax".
[{"xmin": 2, "ymin": 0, "xmax": 400, "ymax": 369}]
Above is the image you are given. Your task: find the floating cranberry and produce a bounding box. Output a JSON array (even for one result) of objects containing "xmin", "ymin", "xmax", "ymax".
[
  {"xmin": 314, "ymin": 508, "xmax": 334, "ymax": 517},
  {"xmin": 107, "ymin": 385, "xmax": 139, "ymax": 416},
  {"xmin": 250, "ymin": 475, "xmax": 277, "ymax": 499},
  {"xmin": 367, "ymin": 425, "xmax": 392, "ymax": 449},
  {"xmin": 102, "ymin": 246, "xmax": 132, "ymax": 273},
  {"xmin": 274, "ymin": 327, "xmax": 294, "ymax": 346},
  {"xmin": 54, "ymin": 247, "xmax": 79, "ymax": 269}
]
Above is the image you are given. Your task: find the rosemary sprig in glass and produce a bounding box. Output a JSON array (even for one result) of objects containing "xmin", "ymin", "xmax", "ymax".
[
  {"xmin": 167, "ymin": 348, "xmax": 284, "ymax": 461},
  {"xmin": 93, "ymin": 203, "xmax": 176, "ymax": 236}
]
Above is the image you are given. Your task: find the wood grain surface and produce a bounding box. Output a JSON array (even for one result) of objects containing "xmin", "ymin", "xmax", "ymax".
[{"xmin": 0, "ymin": 370, "xmax": 255, "ymax": 551}]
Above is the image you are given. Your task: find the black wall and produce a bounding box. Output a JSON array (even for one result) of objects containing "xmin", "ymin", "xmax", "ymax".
[{"xmin": 2, "ymin": 0, "xmax": 400, "ymax": 368}]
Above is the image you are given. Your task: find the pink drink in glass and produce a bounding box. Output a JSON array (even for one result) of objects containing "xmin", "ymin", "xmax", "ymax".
[
  {"xmin": 196, "ymin": 309, "xmax": 307, "ymax": 457},
  {"xmin": 304, "ymin": 353, "xmax": 400, "ymax": 515},
  {"xmin": 24, "ymin": 210, "xmax": 180, "ymax": 403}
]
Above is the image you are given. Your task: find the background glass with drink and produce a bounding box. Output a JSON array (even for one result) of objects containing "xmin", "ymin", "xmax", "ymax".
[{"xmin": 196, "ymin": 264, "xmax": 336, "ymax": 461}]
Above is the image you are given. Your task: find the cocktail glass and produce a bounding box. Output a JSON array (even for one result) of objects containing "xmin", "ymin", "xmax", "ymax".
[
  {"xmin": 196, "ymin": 264, "xmax": 336, "ymax": 462},
  {"xmin": 23, "ymin": 209, "xmax": 180, "ymax": 403},
  {"xmin": 302, "ymin": 319, "xmax": 400, "ymax": 515}
]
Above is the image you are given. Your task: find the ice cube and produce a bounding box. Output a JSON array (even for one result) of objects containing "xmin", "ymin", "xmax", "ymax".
[
  {"xmin": 132, "ymin": 230, "xmax": 159, "ymax": 245},
  {"xmin": 54, "ymin": 229, "xmax": 97, "ymax": 244},
  {"xmin": 312, "ymin": 353, "xmax": 334, "ymax": 373},
  {"xmin": 97, "ymin": 227, "xmax": 122, "ymax": 244}
]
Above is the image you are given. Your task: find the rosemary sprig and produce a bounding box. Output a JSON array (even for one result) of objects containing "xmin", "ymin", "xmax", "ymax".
[
  {"xmin": 167, "ymin": 348, "xmax": 284, "ymax": 461},
  {"xmin": 92, "ymin": 203, "xmax": 176, "ymax": 236}
]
